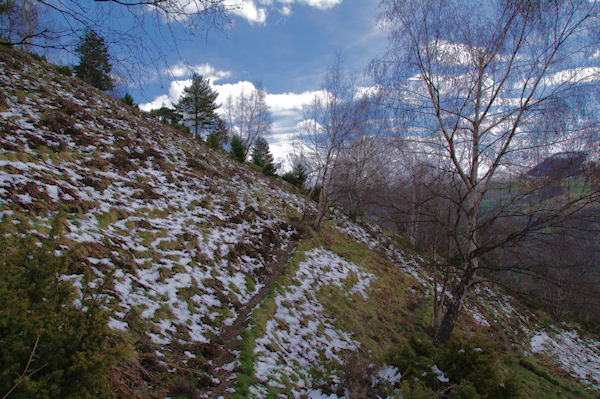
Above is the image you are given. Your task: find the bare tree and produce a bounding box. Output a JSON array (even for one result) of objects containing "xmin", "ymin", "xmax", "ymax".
[
  {"xmin": 372, "ymin": 0, "xmax": 600, "ymax": 345},
  {"xmin": 0, "ymin": 0, "xmax": 231, "ymax": 84},
  {"xmin": 222, "ymin": 83, "xmax": 272, "ymax": 156},
  {"xmin": 298, "ymin": 55, "xmax": 375, "ymax": 230},
  {"xmin": 0, "ymin": 0, "xmax": 39, "ymax": 51},
  {"xmin": 328, "ymin": 124, "xmax": 391, "ymax": 221}
]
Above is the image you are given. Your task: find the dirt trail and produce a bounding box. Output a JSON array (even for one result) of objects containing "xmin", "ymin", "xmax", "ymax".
[{"xmin": 199, "ymin": 243, "xmax": 296, "ymax": 398}]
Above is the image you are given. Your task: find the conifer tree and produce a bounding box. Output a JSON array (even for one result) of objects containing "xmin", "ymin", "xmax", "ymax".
[
  {"xmin": 293, "ymin": 163, "xmax": 307, "ymax": 186},
  {"xmin": 175, "ymin": 73, "xmax": 219, "ymax": 139},
  {"xmin": 206, "ymin": 133, "xmax": 220, "ymax": 149},
  {"xmin": 74, "ymin": 30, "xmax": 114, "ymax": 91},
  {"xmin": 283, "ymin": 163, "xmax": 308, "ymax": 189},
  {"xmin": 121, "ymin": 92, "xmax": 134, "ymax": 106},
  {"xmin": 251, "ymin": 136, "xmax": 276, "ymax": 176},
  {"xmin": 149, "ymin": 106, "xmax": 183, "ymax": 126},
  {"xmin": 229, "ymin": 134, "xmax": 246, "ymax": 162}
]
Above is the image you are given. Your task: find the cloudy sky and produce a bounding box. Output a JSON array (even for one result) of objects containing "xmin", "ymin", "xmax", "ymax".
[{"xmin": 129, "ymin": 0, "xmax": 386, "ymax": 163}]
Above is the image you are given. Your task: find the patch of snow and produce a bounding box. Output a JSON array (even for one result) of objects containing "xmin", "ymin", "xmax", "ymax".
[
  {"xmin": 530, "ymin": 329, "xmax": 600, "ymax": 388},
  {"xmin": 108, "ymin": 317, "xmax": 128, "ymax": 331},
  {"xmin": 374, "ymin": 366, "xmax": 402, "ymax": 386},
  {"xmin": 16, "ymin": 192, "xmax": 32, "ymax": 204},
  {"xmin": 432, "ymin": 364, "xmax": 449, "ymax": 383},
  {"xmin": 252, "ymin": 248, "xmax": 375, "ymax": 396}
]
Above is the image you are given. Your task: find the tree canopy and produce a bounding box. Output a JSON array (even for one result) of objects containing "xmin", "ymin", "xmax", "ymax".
[
  {"xmin": 74, "ymin": 30, "xmax": 113, "ymax": 91},
  {"xmin": 282, "ymin": 163, "xmax": 308, "ymax": 190},
  {"xmin": 175, "ymin": 73, "xmax": 219, "ymax": 139},
  {"xmin": 251, "ymin": 136, "xmax": 276, "ymax": 176},
  {"xmin": 229, "ymin": 134, "xmax": 246, "ymax": 162}
]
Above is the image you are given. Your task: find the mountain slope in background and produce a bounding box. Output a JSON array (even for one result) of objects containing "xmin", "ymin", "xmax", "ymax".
[{"xmin": 1, "ymin": 47, "xmax": 599, "ymax": 398}]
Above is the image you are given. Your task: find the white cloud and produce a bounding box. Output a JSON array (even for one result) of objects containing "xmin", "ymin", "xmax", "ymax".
[
  {"xmin": 139, "ymin": 94, "xmax": 172, "ymax": 112},
  {"xmin": 228, "ymin": 0, "xmax": 267, "ymax": 24},
  {"xmin": 165, "ymin": 62, "xmax": 231, "ymax": 82},
  {"xmin": 227, "ymin": 0, "xmax": 343, "ymax": 24},
  {"xmin": 139, "ymin": 78, "xmax": 191, "ymax": 111},
  {"xmin": 542, "ymin": 66, "xmax": 600, "ymax": 86},
  {"xmin": 277, "ymin": 0, "xmax": 343, "ymax": 10},
  {"xmin": 265, "ymin": 90, "xmax": 323, "ymax": 114},
  {"xmin": 354, "ymin": 85, "xmax": 380, "ymax": 99},
  {"xmin": 151, "ymin": 0, "xmax": 342, "ymax": 25},
  {"xmin": 280, "ymin": 5, "xmax": 292, "ymax": 15},
  {"xmin": 425, "ymin": 40, "xmax": 475, "ymax": 67},
  {"xmin": 213, "ymin": 80, "xmax": 258, "ymax": 109}
]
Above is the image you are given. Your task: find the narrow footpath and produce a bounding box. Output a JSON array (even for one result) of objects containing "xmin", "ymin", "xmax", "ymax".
[{"xmin": 198, "ymin": 243, "xmax": 297, "ymax": 398}]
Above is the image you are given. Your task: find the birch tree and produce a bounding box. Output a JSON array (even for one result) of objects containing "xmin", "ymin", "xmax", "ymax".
[
  {"xmin": 372, "ymin": 0, "xmax": 600, "ymax": 345},
  {"xmin": 298, "ymin": 56, "xmax": 374, "ymax": 230},
  {"xmin": 222, "ymin": 84, "xmax": 272, "ymax": 156}
]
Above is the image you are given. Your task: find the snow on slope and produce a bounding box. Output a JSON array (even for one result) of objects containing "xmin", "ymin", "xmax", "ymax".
[
  {"xmin": 0, "ymin": 51, "xmax": 306, "ymax": 355},
  {"xmin": 530, "ymin": 329, "xmax": 600, "ymax": 388},
  {"xmin": 334, "ymin": 214, "xmax": 600, "ymax": 392},
  {"xmin": 251, "ymin": 248, "xmax": 375, "ymax": 395},
  {"xmin": 1, "ymin": 49, "xmax": 599, "ymax": 395}
]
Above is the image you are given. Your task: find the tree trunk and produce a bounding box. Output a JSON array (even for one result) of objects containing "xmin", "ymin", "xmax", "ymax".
[
  {"xmin": 432, "ymin": 294, "xmax": 445, "ymax": 334},
  {"xmin": 313, "ymin": 188, "xmax": 328, "ymax": 231},
  {"xmin": 433, "ymin": 264, "xmax": 476, "ymax": 346},
  {"xmin": 433, "ymin": 298, "xmax": 462, "ymax": 346}
]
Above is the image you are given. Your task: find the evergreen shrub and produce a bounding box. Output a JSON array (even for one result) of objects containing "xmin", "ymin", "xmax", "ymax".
[{"xmin": 0, "ymin": 220, "xmax": 122, "ymax": 399}]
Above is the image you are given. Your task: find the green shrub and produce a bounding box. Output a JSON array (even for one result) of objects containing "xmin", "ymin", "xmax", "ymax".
[
  {"xmin": 206, "ymin": 133, "xmax": 220, "ymax": 150},
  {"xmin": 310, "ymin": 185, "xmax": 322, "ymax": 203},
  {"xmin": 29, "ymin": 52, "xmax": 47, "ymax": 62},
  {"xmin": 386, "ymin": 333, "xmax": 522, "ymax": 399},
  {"xmin": 0, "ymin": 220, "xmax": 122, "ymax": 399},
  {"xmin": 397, "ymin": 380, "xmax": 435, "ymax": 399},
  {"xmin": 452, "ymin": 381, "xmax": 481, "ymax": 399},
  {"xmin": 229, "ymin": 134, "xmax": 246, "ymax": 162},
  {"xmin": 282, "ymin": 163, "xmax": 307, "ymax": 190},
  {"xmin": 55, "ymin": 65, "xmax": 73, "ymax": 76},
  {"xmin": 121, "ymin": 93, "xmax": 134, "ymax": 106}
]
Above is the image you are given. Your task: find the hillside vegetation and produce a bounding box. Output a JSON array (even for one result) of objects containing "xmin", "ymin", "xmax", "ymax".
[{"xmin": 1, "ymin": 46, "xmax": 599, "ymax": 399}]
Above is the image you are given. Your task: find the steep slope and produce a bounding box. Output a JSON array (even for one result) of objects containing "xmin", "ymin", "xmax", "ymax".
[
  {"xmin": 0, "ymin": 47, "xmax": 305, "ymax": 397},
  {"xmin": 1, "ymin": 47, "xmax": 599, "ymax": 399}
]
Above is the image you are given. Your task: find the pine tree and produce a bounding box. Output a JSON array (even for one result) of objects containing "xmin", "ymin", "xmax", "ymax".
[
  {"xmin": 206, "ymin": 133, "xmax": 220, "ymax": 149},
  {"xmin": 291, "ymin": 163, "xmax": 307, "ymax": 187},
  {"xmin": 230, "ymin": 134, "xmax": 246, "ymax": 162},
  {"xmin": 149, "ymin": 106, "xmax": 183, "ymax": 126},
  {"xmin": 175, "ymin": 73, "xmax": 219, "ymax": 139},
  {"xmin": 283, "ymin": 163, "xmax": 308, "ymax": 189},
  {"xmin": 262, "ymin": 161, "xmax": 277, "ymax": 176},
  {"xmin": 74, "ymin": 30, "xmax": 114, "ymax": 91},
  {"xmin": 251, "ymin": 136, "xmax": 276, "ymax": 176},
  {"xmin": 121, "ymin": 92, "xmax": 134, "ymax": 106}
]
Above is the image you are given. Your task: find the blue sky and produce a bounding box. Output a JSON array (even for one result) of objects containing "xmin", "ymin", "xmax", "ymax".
[{"xmin": 127, "ymin": 0, "xmax": 386, "ymax": 162}]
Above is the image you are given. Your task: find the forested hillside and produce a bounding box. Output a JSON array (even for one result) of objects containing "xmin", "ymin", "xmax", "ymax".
[{"xmin": 1, "ymin": 46, "xmax": 599, "ymax": 399}]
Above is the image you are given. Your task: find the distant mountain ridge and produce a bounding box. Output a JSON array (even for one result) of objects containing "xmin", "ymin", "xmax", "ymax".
[{"xmin": 527, "ymin": 151, "xmax": 589, "ymax": 178}]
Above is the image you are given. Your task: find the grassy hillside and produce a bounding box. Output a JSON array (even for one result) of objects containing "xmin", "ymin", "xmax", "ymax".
[{"xmin": 0, "ymin": 46, "xmax": 598, "ymax": 398}]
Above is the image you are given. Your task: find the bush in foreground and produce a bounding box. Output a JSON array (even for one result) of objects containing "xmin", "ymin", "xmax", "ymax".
[{"xmin": 0, "ymin": 219, "xmax": 122, "ymax": 399}]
